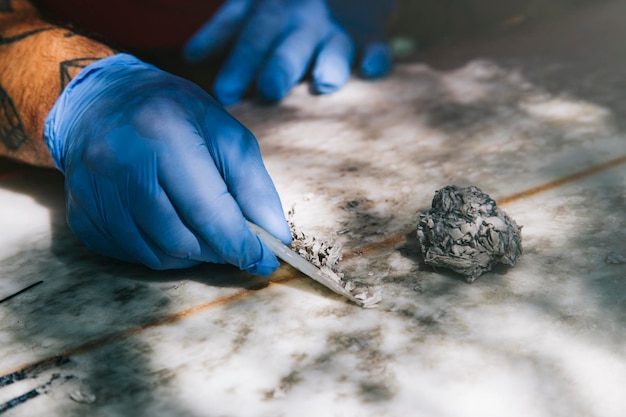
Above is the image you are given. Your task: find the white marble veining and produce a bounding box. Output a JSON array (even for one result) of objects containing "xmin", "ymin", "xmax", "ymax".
[{"xmin": 2, "ymin": 2, "xmax": 626, "ymax": 416}]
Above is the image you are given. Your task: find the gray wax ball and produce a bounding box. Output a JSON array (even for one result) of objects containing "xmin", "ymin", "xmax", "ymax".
[{"xmin": 416, "ymin": 185, "xmax": 522, "ymax": 282}]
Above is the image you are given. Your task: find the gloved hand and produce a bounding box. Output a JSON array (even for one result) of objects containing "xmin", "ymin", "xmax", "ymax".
[
  {"xmin": 44, "ymin": 53, "xmax": 291, "ymax": 274},
  {"xmin": 183, "ymin": 0, "xmax": 395, "ymax": 105}
]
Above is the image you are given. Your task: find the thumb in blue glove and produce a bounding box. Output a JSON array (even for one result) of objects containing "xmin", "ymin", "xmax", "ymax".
[{"xmin": 45, "ymin": 53, "xmax": 291, "ymax": 274}]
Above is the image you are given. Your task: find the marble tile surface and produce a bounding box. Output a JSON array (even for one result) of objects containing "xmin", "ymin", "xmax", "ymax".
[{"xmin": 1, "ymin": 2, "xmax": 626, "ymax": 416}]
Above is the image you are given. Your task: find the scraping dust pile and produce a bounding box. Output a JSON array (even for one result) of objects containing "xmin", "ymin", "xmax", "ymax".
[{"xmin": 288, "ymin": 208, "xmax": 382, "ymax": 307}]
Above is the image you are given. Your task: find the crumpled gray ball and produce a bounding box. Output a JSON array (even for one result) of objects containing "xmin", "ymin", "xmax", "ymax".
[{"xmin": 417, "ymin": 185, "xmax": 522, "ymax": 282}]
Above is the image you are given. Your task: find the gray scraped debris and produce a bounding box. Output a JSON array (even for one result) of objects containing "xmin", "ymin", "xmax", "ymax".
[
  {"xmin": 417, "ymin": 185, "xmax": 522, "ymax": 282},
  {"xmin": 289, "ymin": 224, "xmax": 344, "ymax": 273},
  {"xmin": 288, "ymin": 208, "xmax": 381, "ymax": 307}
]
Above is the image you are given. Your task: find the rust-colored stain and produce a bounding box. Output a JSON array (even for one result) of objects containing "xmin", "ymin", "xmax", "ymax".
[
  {"xmin": 0, "ymin": 290, "xmax": 252, "ymax": 378},
  {"xmin": 0, "ymin": 274, "xmax": 296, "ymax": 378},
  {"xmin": 497, "ymin": 155, "xmax": 626, "ymax": 206},
  {"xmin": 344, "ymin": 233, "xmax": 408, "ymax": 261},
  {"xmin": 2, "ymin": 154, "xmax": 625, "ymax": 378}
]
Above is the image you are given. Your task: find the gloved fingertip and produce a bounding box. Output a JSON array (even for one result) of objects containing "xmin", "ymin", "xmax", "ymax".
[
  {"xmin": 360, "ymin": 42, "xmax": 392, "ymax": 79},
  {"xmin": 183, "ymin": 41, "xmax": 206, "ymax": 64},
  {"xmin": 313, "ymin": 82, "xmax": 341, "ymax": 95},
  {"xmin": 279, "ymin": 229, "xmax": 293, "ymax": 247},
  {"xmin": 271, "ymin": 218, "xmax": 292, "ymax": 246},
  {"xmin": 312, "ymin": 66, "xmax": 349, "ymax": 94},
  {"xmin": 213, "ymin": 80, "xmax": 244, "ymax": 106},
  {"xmin": 244, "ymin": 240, "xmax": 280, "ymax": 276},
  {"xmin": 258, "ymin": 68, "xmax": 290, "ymax": 102}
]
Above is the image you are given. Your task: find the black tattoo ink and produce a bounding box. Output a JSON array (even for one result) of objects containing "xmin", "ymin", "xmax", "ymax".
[
  {"xmin": 0, "ymin": 0, "xmax": 12, "ymax": 12},
  {"xmin": 59, "ymin": 57, "xmax": 101, "ymax": 91},
  {"xmin": 0, "ymin": 27, "xmax": 55, "ymax": 44},
  {"xmin": 0, "ymin": 85, "xmax": 27, "ymax": 151}
]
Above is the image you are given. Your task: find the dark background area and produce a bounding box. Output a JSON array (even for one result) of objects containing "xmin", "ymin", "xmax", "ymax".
[{"xmin": 392, "ymin": 0, "xmax": 605, "ymax": 50}]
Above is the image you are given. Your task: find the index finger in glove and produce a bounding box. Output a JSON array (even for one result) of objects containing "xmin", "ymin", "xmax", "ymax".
[
  {"xmin": 200, "ymin": 108, "xmax": 292, "ymax": 245},
  {"xmin": 311, "ymin": 28, "xmax": 355, "ymax": 94},
  {"xmin": 183, "ymin": 0, "xmax": 253, "ymax": 64},
  {"xmin": 154, "ymin": 118, "xmax": 280, "ymax": 275},
  {"xmin": 212, "ymin": 3, "xmax": 288, "ymax": 105}
]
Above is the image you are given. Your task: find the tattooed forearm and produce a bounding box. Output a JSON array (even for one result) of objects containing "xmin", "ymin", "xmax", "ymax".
[
  {"xmin": 0, "ymin": 0, "xmax": 114, "ymax": 166},
  {"xmin": 0, "ymin": 85, "xmax": 26, "ymax": 151},
  {"xmin": 0, "ymin": 26, "xmax": 54, "ymax": 44},
  {"xmin": 59, "ymin": 57, "xmax": 103, "ymax": 92}
]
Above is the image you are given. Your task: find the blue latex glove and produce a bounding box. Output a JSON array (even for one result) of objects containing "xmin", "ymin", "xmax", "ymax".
[
  {"xmin": 183, "ymin": 0, "xmax": 394, "ymax": 105},
  {"xmin": 44, "ymin": 53, "xmax": 291, "ymax": 274}
]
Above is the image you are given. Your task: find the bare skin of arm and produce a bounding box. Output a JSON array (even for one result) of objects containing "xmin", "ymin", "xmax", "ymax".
[{"xmin": 0, "ymin": 0, "xmax": 114, "ymax": 167}]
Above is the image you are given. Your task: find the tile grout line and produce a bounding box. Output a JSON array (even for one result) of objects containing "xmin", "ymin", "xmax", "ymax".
[{"xmin": 1, "ymin": 153, "xmax": 625, "ymax": 379}]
